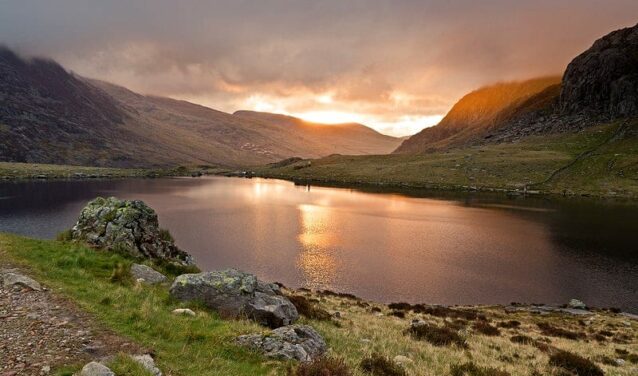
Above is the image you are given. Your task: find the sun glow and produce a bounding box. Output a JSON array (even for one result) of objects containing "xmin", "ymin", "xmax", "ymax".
[{"xmin": 295, "ymin": 110, "xmax": 364, "ymax": 125}]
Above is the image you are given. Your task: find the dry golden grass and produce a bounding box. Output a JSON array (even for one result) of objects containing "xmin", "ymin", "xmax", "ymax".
[{"xmin": 290, "ymin": 290, "xmax": 638, "ymax": 376}]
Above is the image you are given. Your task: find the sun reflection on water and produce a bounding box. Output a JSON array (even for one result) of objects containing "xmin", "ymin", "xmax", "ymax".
[{"xmin": 296, "ymin": 204, "xmax": 338, "ymax": 289}]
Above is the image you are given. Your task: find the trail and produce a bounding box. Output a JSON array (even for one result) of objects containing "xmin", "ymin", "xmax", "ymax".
[{"xmin": 529, "ymin": 120, "xmax": 629, "ymax": 188}]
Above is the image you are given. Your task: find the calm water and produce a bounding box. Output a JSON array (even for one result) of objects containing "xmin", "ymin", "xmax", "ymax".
[{"xmin": 0, "ymin": 177, "xmax": 636, "ymax": 311}]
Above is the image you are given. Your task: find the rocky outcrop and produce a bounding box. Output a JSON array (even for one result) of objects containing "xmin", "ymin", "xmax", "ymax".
[
  {"xmin": 169, "ymin": 269, "xmax": 298, "ymax": 328},
  {"xmin": 236, "ymin": 325, "xmax": 327, "ymax": 362},
  {"xmin": 561, "ymin": 22, "xmax": 638, "ymax": 118},
  {"xmin": 70, "ymin": 197, "xmax": 194, "ymax": 265},
  {"xmin": 131, "ymin": 264, "xmax": 167, "ymax": 285}
]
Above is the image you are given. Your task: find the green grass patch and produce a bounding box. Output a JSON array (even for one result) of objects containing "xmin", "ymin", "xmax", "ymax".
[{"xmin": 0, "ymin": 233, "xmax": 280, "ymax": 376}]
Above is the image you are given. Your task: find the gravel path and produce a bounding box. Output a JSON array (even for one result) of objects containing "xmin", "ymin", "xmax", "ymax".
[{"xmin": 0, "ymin": 263, "xmax": 140, "ymax": 375}]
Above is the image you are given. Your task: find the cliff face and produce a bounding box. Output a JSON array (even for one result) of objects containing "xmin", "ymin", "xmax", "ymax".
[
  {"xmin": 395, "ymin": 22, "xmax": 638, "ymax": 154},
  {"xmin": 560, "ymin": 22, "xmax": 638, "ymax": 118}
]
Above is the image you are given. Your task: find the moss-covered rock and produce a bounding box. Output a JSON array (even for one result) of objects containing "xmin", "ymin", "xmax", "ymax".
[{"xmin": 70, "ymin": 197, "xmax": 194, "ymax": 265}]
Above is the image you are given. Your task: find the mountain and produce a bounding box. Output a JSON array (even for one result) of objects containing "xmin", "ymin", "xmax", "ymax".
[
  {"xmin": 233, "ymin": 111, "xmax": 402, "ymax": 156},
  {"xmin": 0, "ymin": 48, "xmax": 400, "ymax": 168},
  {"xmin": 395, "ymin": 22, "xmax": 638, "ymax": 154},
  {"xmin": 394, "ymin": 77, "xmax": 561, "ymax": 153}
]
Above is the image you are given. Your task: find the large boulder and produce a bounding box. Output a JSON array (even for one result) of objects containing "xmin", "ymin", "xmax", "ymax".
[
  {"xmin": 170, "ymin": 269, "xmax": 298, "ymax": 328},
  {"xmin": 236, "ymin": 325, "xmax": 327, "ymax": 362},
  {"xmin": 71, "ymin": 197, "xmax": 194, "ymax": 265},
  {"xmin": 561, "ymin": 22, "xmax": 638, "ymax": 118}
]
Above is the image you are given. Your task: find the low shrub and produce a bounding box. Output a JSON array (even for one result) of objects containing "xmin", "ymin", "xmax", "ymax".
[
  {"xmin": 288, "ymin": 295, "xmax": 331, "ymax": 320},
  {"xmin": 473, "ymin": 321, "xmax": 500, "ymax": 336},
  {"xmin": 498, "ymin": 320, "xmax": 521, "ymax": 329},
  {"xmin": 359, "ymin": 353, "xmax": 406, "ymax": 376},
  {"xmin": 289, "ymin": 356, "xmax": 352, "ymax": 376},
  {"xmin": 549, "ymin": 350, "xmax": 603, "ymax": 376},
  {"xmin": 390, "ymin": 310, "xmax": 406, "ymax": 318},
  {"xmin": 406, "ymin": 323, "xmax": 467, "ymax": 348},
  {"xmin": 450, "ymin": 362, "xmax": 510, "ymax": 376},
  {"xmin": 537, "ymin": 322, "xmax": 584, "ymax": 340}
]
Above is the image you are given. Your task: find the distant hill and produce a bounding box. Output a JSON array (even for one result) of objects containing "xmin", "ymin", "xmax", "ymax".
[
  {"xmin": 233, "ymin": 111, "xmax": 402, "ymax": 156},
  {"xmin": 0, "ymin": 47, "xmax": 400, "ymax": 168},
  {"xmin": 394, "ymin": 77, "xmax": 561, "ymax": 153},
  {"xmin": 395, "ymin": 22, "xmax": 638, "ymax": 154}
]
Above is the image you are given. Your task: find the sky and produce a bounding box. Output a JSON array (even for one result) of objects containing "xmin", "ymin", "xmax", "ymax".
[{"xmin": 1, "ymin": 1, "xmax": 637, "ymax": 137}]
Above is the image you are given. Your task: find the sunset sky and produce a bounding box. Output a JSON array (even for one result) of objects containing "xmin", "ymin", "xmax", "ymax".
[{"xmin": 1, "ymin": 1, "xmax": 637, "ymax": 137}]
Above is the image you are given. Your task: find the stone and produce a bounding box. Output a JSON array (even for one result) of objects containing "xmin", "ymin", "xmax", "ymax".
[
  {"xmin": 245, "ymin": 292, "xmax": 299, "ymax": 328},
  {"xmin": 393, "ymin": 355, "xmax": 413, "ymax": 366},
  {"xmin": 1, "ymin": 271, "xmax": 41, "ymax": 291},
  {"xmin": 616, "ymin": 359, "xmax": 626, "ymax": 366},
  {"xmin": 169, "ymin": 269, "xmax": 298, "ymax": 328},
  {"xmin": 236, "ymin": 325, "xmax": 326, "ymax": 362},
  {"xmin": 70, "ymin": 197, "xmax": 194, "ymax": 265},
  {"xmin": 131, "ymin": 264, "xmax": 167, "ymax": 285},
  {"xmin": 171, "ymin": 308, "xmax": 196, "ymax": 317},
  {"xmin": 567, "ymin": 299, "xmax": 587, "ymax": 310},
  {"xmin": 131, "ymin": 354, "xmax": 162, "ymax": 376},
  {"xmin": 79, "ymin": 362, "xmax": 114, "ymax": 376}
]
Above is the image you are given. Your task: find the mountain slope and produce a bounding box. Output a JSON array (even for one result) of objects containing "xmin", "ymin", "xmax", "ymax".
[
  {"xmin": 233, "ymin": 111, "xmax": 402, "ymax": 156},
  {"xmin": 0, "ymin": 47, "xmax": 400, "ymax": 168},
  {"xmin": 394, "ymin": 76, "xmax": 561, "ymax": 153}
]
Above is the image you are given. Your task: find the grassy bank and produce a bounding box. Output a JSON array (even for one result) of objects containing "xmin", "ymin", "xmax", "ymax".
[
  {"xmin": 0, "ymin": 162, "xmax": 227, "ymax": 181},
  {"xmin": 253, "ymin": 122, "xmax": 638, "ymax": 199},
  {"xmin": 1, "ymin": 233, "xmax": 636, "ymax": 375}
]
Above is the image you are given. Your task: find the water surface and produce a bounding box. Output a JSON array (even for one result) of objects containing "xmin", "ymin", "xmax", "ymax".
[{"xmin": 0, "ymin": 177, "xmax": 636, "ymax": 311}]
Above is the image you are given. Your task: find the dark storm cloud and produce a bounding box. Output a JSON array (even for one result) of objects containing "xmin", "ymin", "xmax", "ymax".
[{"xmin": 1, "ymin": 0, "xmax": 637, "ymax": 136}]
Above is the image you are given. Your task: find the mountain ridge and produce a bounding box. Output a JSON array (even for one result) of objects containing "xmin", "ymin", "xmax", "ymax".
[{"xmin": 0, "ymin": 48, "xmax": 401, "ymax": 168}]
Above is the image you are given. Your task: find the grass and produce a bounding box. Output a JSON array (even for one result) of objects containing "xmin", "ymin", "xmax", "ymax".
[
  {"xmin": 0, "ymin": 162, "xmax": 226, "ymax": 181},
  {"xmin": 359, "ymin": 353, "xmax": 407, "ymax": 376},
  {"xmin": 0, "ymin": 233, "xmax": 278, "ymax": 376},
  {"xmin": 253, "ymin": 121, "xmax": 638, "ymax": 198},
  {"xmin": 1, "ymin": 233, "xmax": 637, "ymax": 375}
]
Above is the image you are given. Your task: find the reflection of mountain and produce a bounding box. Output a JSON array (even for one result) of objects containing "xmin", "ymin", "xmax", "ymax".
[{"xmin": 296, "ymin": 204, "xmax": 339, "ymax": 288}]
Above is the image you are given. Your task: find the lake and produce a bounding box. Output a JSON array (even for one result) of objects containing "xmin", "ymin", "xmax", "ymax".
[{"xmin": 0, "ymin": 176, "xmax": 636, "ymax": 311}]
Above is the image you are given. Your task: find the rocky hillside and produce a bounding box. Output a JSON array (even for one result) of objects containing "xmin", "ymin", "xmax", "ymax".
[
  {"xmin": 394, "ymin": 77, "xmax": 561, "ymax": 153},
  {"xmin": 0, "ymin": 47, "xmax": 400, "ymax": 168},
  {"xmin": 396, "ymin": 22, "xmax": 638, "ymax": 154}
]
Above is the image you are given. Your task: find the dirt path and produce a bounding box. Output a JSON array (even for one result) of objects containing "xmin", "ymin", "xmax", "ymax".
[
  {"xmin": 529, "ymin": 120, "xmax": 630, "ymax": 188},
  {"xmin": 0, "ymin": 256, "xmax": 141, "ymax": 376}
]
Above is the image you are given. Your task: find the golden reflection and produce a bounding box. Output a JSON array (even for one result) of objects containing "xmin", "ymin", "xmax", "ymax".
[{"xmin": 296, "ymin": 204, "xmax": 338, "ymax": 288}]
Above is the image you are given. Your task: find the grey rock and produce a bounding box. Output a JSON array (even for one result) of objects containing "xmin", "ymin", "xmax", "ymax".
[
  {"xmin": 245, "ymin": 292, "xmax": 298, "ymax": 328},
  {"xmin": 236, "ymin": 325, "xmax": 326, "ymax": 362},
  {"xmin": 131, "ymin": 264, "xmax": 167, "ymax": 285},
  {"xmin": 79, "ymin": 362, "xmax": 114, "ymax": 376},
  {"xmin": 172, "ymin": 308, "xmax": 196, "ymax": 317},
  {"xmin": 1, "ymin": 271, "xmax": 41, "ymax": 291},
  {"xmin": 567, "ymin": 299, "xmax": 587, "ymax": 310},
  {"xmin": 132, "ymin": 354, "xmax": 162, "ymax": 376},
  {"xmin": 70, "ymin": 197, "xmax": 194, "ymax": 265},
  {"xmin": 170, "ymin": 269, "xmax": 297, "ymax": 328}
]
